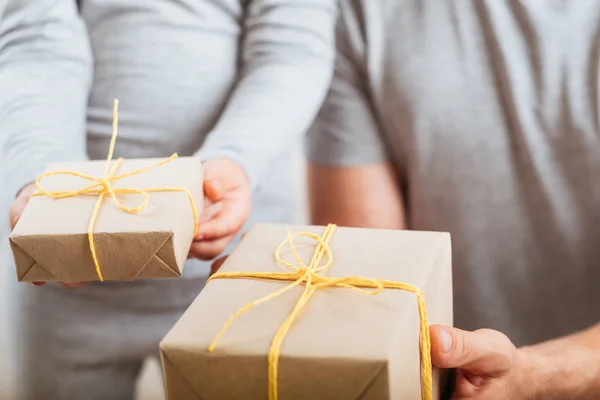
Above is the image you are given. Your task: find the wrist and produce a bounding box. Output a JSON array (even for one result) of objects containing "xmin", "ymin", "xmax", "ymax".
[
  {"xmin": 197, "ymin": 146, "xmax": 256, "ymax": 191},
  {"xmin": 202, "ymin": 157, "xmax": 250, "ymax": 185},
  {"xmin": 518, "ymin": 338, "xmax": 600, "ymax": 400},
  {"xmin": 515, "ymin": 346, "xmax": 557, "ymax": 400}
]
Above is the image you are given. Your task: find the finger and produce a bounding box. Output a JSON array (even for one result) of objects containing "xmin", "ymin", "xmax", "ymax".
[
  {"xmin": 440, "ymin": 368, "xmax": 456, "ymax": 400},
  {"xmin": 203, "ymin": 178, "xmax": 223, "ymax": 203},
  {"xmin": 188, "ymin": 235, "xmax": 233, "ymax": 261},
  {"xmin": 31, "ymin": 282, "xmax": 46, "ymax": 287},
  {"xmin": 196, "ymin": 199, "xmax": 249, "ymax": 241},
  {"xmin": 451, "ymin": 369, "xmax": 488, "ymax": 399},
  {"xmin": 202, "ymin": 192, "xmax": 222, "ymax": 211},
  {"xmin": 430, "ymin": 325, "xmax": 515, "ymax": 377},
  {"xmin": 203, "ymin": 233, "xmax": 246, "ymax": 272},
  {"xmin": 197, "ymin": 201, "xmax": 223, "ymax": 227},
  {"xmin": 450, "ymin": 370, "xmax": 473, "ymax": 400},
  {"xmin": 210, "ymin": 255, "xmax": 229, "ymax": 275},
  {"xmin": 9, "ymin": 198, "xmax": 28, "ymax": 230},
  {"xmin": 9, "ymin": 184, "xmax": 36, "ymax": 230}
]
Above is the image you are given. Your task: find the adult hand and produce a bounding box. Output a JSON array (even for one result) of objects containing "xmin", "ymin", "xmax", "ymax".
[
  {"xmin": 189, "ymin": 158, "xmax": 251, "ymax": 261},
  {"xmin": 9, "ymin": 183, "xmax": 86, "ymax": 289},
  {"xmin": 430, "ymin": 325, "xmax": 539, "ymax": 400},
  {"xmin": 9, "ymin": 182, "xmax": 36, "ymax": 231}
]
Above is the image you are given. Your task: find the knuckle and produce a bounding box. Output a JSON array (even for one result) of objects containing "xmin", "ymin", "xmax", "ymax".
[
  {"xmin": 475, "ymin": 328, "xmax": 516, "ymax": 370},
  {"xmin": 459, "ymin": 331, "xmax": 473, "ymax": 360},
  {"xmin": 480, "ymin": 329, "xmax": 514, "ymax": 348}
]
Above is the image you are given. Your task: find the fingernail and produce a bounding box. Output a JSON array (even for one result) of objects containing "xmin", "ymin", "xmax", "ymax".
[{"xmin": 441, "ymin": 328, "xmax": 453, "ymax": 353}]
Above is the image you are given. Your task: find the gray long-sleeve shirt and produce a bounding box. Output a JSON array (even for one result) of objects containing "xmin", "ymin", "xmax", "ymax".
[
  {"xmin": 1, "ymin": 0, "xmax": 336, "ymax": 278},
  {"xmin": 0, "ymin": 0, "xmax": 91, "ymax": 200}
]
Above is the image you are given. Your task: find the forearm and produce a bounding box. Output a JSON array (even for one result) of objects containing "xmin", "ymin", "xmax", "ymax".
[
  {"xmin": 199, "ymin": 0, "xmax": 336, "ymax": 191},
  {"xmin": 522, "ymin": 323, "xmax": 600, "ymax": 400},
  {"xmin": 0, "ymin": 0, "xmax": 92, "ymax": 200},
  {"xmin": 308, "ymin": 163, "xmax": 406, "ymax": 229}
]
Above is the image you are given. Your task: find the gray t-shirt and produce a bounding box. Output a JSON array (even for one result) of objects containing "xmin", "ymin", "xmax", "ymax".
[
  {"xmin": 1, "ymin": 0, "xmax": 336, "ymax": 279},
  {"xmin": 308, "ymin": 0, "xmax": 600, "ymax": 346}
]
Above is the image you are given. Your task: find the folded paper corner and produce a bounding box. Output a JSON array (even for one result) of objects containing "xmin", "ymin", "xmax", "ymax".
[
  {"xmin": 161, "ymin": 349, "xmax": 206, "ymax": 400},
  {"xmin": 9, "ymin": 236, "xmax": 55, "ymax": 282}
]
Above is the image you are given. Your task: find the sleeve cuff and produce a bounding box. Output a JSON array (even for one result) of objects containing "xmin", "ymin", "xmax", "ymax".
[{"xmin": 304, "ymin": 131, "xmax": 388, "ymax": 167}]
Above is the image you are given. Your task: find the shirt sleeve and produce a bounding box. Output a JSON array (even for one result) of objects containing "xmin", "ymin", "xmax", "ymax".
[
  {"xmin": 306, "ymin": 3, "xmax": 387, "ymax": 167},
  {"xmin": 197, "ymin": 0, "xmax": 337, "ymax": 191},
  {"xmin": 0, "ymin": 0, "xmax": 92, "ymax": 200}
]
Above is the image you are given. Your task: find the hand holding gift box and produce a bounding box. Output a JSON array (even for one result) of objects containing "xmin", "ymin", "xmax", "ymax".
[
  {"xmin": 160, "ymin": 223, "xmax": 453, "ymax": 400},
  {"xmin": 9, "ymin": 100, "xmax": 203, "ymax": 283}
]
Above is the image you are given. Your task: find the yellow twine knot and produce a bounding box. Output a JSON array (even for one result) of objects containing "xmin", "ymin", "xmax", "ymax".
[
  {"xmin": 99, "ymin": 179, "xmax": 110, "ymax": 192},
  {"xmin": 208, "ymin": 224, "xmax": 433, "ymax": 400},
  {"xmin": 32, "ymin": 99, "xmax": 199, "ymax": 281}
]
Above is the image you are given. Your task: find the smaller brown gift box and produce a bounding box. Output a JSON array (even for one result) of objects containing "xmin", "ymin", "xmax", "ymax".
[
  {"xmin": 9, "ymin": 156, "xmax": 203, "ymax": 283},
  {"xmin": 160, "ymin": 223, "xmax": 453, "ymax": 400}
]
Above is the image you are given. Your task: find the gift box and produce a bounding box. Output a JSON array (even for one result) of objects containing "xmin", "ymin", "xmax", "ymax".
[
  {"xmin": 160, "ymin": 223, "xmax": 453, "ymax": 400},
  {"xmin": 9, "ymin": 100, "xmax": 203, "ymax": 283}
]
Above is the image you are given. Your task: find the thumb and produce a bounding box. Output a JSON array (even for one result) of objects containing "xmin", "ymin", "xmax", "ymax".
[
  {"xmin": 10, "ymin": 207, "xmax": 23, "ymax": 230},
  {"xmin": 430, "ymin": 325, "xmax": 515, "ymax": 377},
  {"xmin": 9, "ymin": 184, "xmax": 36, "ymax": 230},
  {"xmin": 202, "ymin": 158, "xmax": 237, "ymax": 203}
]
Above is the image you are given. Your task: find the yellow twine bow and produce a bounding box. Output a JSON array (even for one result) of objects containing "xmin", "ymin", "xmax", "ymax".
[
  {"xmin": 32, "ymin": 99, "xmax": 199, "ymax": 281},
  {"xmin": 208, "ymin": 224, "xmax": 432, "ymax": 400}
]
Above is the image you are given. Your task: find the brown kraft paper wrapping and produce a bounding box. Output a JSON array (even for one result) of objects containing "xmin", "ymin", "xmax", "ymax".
[
  {"xmin": 9, "ymin": 156, "xmax": 203, "ymax": 283},
  {"xmin": 160, "ymin": 223, "xmax": 453, "ymax": 400}
]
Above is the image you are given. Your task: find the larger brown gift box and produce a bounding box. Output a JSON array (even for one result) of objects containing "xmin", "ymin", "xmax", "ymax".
[
  {"xmin": 160, "ymin": 223, "xmax": 453, "ymax": 400},
  {"xmin": 9, "ymin": 157, "xmax": 203, "ymax": 283}
]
